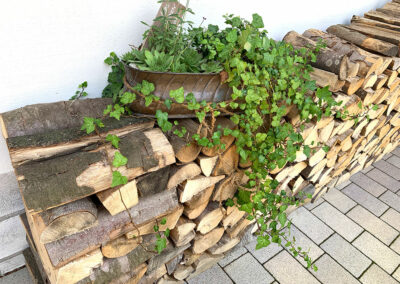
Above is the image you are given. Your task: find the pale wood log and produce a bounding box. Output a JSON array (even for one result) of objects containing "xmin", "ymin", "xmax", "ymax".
[
  {"xmin": 319, "ymin": 120, "xmax": 335, "ymax": 142},
  {"xmin": 158, "ymin": 274, "xmax": 184, "ymax": 284},
  {"xmin": 222, "ymin": 205, "xmax": 246, "ymax": 230},
  {"xmin": 351, "ymin": 15, "xmax": 400, "ymax": 32},
  {"xmin": 101, "ymin": 235, "xmax": 142, "ymax": 258},
  {"xmin": 226, "ymin": 217, "xmax": 255, "ymax": 239},
  {"xmin": 314, "ymin": 116, "xmax": 334, "ymax": 130},
  {"xmin": 356, "ymin": 88, "xmax": 379, "ymax": 106},
  {"xmin": 389, "ymin": 78, "xmax": 400, "ymax": 93},
  {"xmin": 183, "ymin": 201, "xmax": 209, "ymax": 220},
  {"xmin": 333, "ymin": 93, "xmax": 363, "ymax": 118},
  {"xmin": 181, "ymin": 250, "xmax": 201, "ymax": 266},
  {"xmin": 367, "ymin": 104, "xmax": 387, "ymax": 120},
  {"xmin": 302, "ymin": 159, "xmax": 327, "ymax": 179},
  {"xmin": 309, "ymin": 148, "xmax": 327, "ymax": 167},
  {"xmin": 275, "ymin": 162, "xmax": 307, "ymax": 182},
  {"xmin": 373, "ymin": 74, "xmax": 388, "ymax": 91},
  {"xmin": 38, "ymin": 198, "xmax": 97, "ymax": 244},
  {"xmin": 126, "ymin": 206, "xmax": 184, "ymax": 239},
  {"xmin": 212, "ymin": 144, "xmax": 239, "ymax": 176},
  {"xmin": 97, "ymin": 180, "xmax": 139, "ymax": 216},
  {"xmin": 167, "ymin": 163, "xmax": 201, "ymax": 190},
  {"xmin": 44, "ymin": 189, "xmax": 179, "ymax": 268},
  {"xmin": 343, "ymin": 76, "xmax": 365, "ymax": 95},
  {"xmin": 208, "ymin": 234, "xmax": 240, "ymax": 255},
  {"xmin": 337, "ymin": 120, "xmax": 355, "ymax": 136},
  {"xmin": 291, "ymin": 176, "xmax": 310, "ymax": 196},
  {"xmin": 173, "ymin": 264, "xmax": 194, "ymax": 281},
  {"xmin": 347, "ymin": 22, "xmax": 400, "ymax": 47},
  {"xmin": 192, "ymin": 227, "xmax": 224, "ymax": 254},
  {"xmin": 364, "ymin": 10, "xmax": 400, "ymax": 27},
  {"xmin": 384, "ymin": 70, "xmax": 398, "ymax": 86},
  {"xmin": 179, "ymin": 175, "xmax": 224, "ymax": 203},
  {"xmin": 147, "ymin": 243, "xmax": 190, "ymax": 275},
  {"xmin": 187, "ymin": 254, "xmax": 223, "ymax": 280},
  {"xmin": 374, "ymin": 88, "xmax": 390, "ymax": 104},
  {"xmin": 185, "ymin": 185, "xmax": 214, "ymax": 209},
  {"xmin": 212, "ymin": 171, "xmax": 248, "ymax": 202},
  {"xmin": 377, "ymin": 123, "xmax": 391, "ymax": 140},
  {"xmin": 195, "ymin": 202, "xmax": 225, "ymax": 234},
  {"xmin": 310, "ymin": 68, "xmax": 343, "ymax": 92},
  {"xmin": 202, "ymin": 117, "xmax": 237, "ymax": 157},
  {"xmin": 170, "ymin": 217, "xmax": 196, "ymax": 247},
  {"xmin": 17, "ymin": 128, "xmax": 175, "ymax": 215},
  {"xmin": 283, "ymin": 31, "xmax": 349, "ymax": 79},
  {"xmin": 168, "ymin": 119, "xmax": 206, "ymax": 163},
  {"xmin": 363, "ymin": 74, "xmax": 378, "ymax": 89},
  {"xmin": 196, "ymin": 155, "xmax": 218, "ymax": 177}
]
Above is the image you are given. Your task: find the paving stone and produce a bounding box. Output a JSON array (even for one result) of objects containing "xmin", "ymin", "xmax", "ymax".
[
  {"xmin": 225, "ymin": 253, "xmax": 274, "ymax": 284},
  {"xmin": 245, "ymin": 239, "xmax": 282, "ymax": 264},
  {"xmin": 347, "ymin": 205, "xmax": 398, "ymax": 245},
  {"xmin": 311, "ymin": 254, "xmax": 359, "ymax": 284},
  {"xmin": 381, "ymin": 208, "xmax": 400, "ymax": 231},
  {"xmin": 218, "ymin": 246, "xmax": 247, "ymax": 267},
  {"xmin": 379, "ymin": 191, "xmax": 400, "ymax": 213},
  {"xmin": 353, "ymin": 231, "xmax": 400, "ymax": 274},
  {"xmin": 0, "ymin": 172, "xmax": 24, "ymax": 223},
  {"xmin": 320, "ymin": 234, "xmax": 371, "ymax": 277},
  {"xmin": 349, "ymin": 172, "xmax": 387, "ymax": 197},
  {"xmin": 383, "ymin": 153, "xmax": 393, "ymax": 160},
  {"xmin": 342, "ymin": 183, "xmax": 388, "ymax": 217},
  {"xmin": 390, "ymin": 236, "xmax": 400, "ymax": 255},
  {"xmin": 289, "ymin": 207, "xmax": 333, "ymax": 245},
  {"xmin": 360, "ymin": 264, "xmax": 398, "ymax": 284},
  {"xmin": 187, "ymin": 264, "xmax": 232, "ymax": 284},
  {"xmin": 392, "ymin": 147, "xmax": 400, "ymax": 157},
  {"xmin": 0, "ymin": 216, "xmax": 28, "ymax": 261},
  {"xmin": 304, "ymin": 198, "xmax": 324, "ymax": 210},
  {"xmin": 366, "ymin": 168, "xmax": 400, "ymax": 193},
  {"xmin": 323, "ymin": 188, "xmax": 357, "ymax": 213},
  {"xmin": 393, "ymin": 266, "xmax": 400, "ymax": 282},
  {"xmin": 312, "ymin": 202, "xmax": 363, "ymax": 242},
  {"xmin": 264, "ymin": 250, "xmax": 319, "ymax": 284},
  {"xmin": 284, "ymin": 225, "xmax": 324, "ymax": 266},
  {"xmin": 373, "ymin": 160, "xmax": 400, "ymax": 180},
  {"xmin": 0, "ymin": 254, "xmax": 25, "ymax": 276},
  {"xmin": 335, "ymin": 179, "xmax": 352, "ymax": 190},
  {"xmin": 361, "ymin": 165, "xmax": 374, "ymax": 174},
  {"xmin": 0, "ymin": 267, "xmax": 33, "ymax": 284},
  {"xmin": 387, "ymin": 155, "xmax": 400, "ymax": 168}
]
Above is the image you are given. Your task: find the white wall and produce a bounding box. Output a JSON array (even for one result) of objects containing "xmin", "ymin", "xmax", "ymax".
[{"xmin": 0, "ymin": 0, "xmax": 388, "ymax": 173}]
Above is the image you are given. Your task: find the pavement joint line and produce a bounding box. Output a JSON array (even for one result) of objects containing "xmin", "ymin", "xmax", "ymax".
[
  {"xmin": 323, "ymin": 197, "xmax": 358, "ymax": 215},
  {"xmin": 391, "ymin": 263, "xmax": 400, "ymax": 277},
  {"xmin": 219, "ymin": 263, "xmax": 237, "ymax": 284},
  {"xmin": 388, "ymin": 233, "xmax": 400, "ymax": 248}
]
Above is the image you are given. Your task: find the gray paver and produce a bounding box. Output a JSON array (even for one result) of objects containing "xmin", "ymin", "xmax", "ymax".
[
  {"xmin": 387, "ymin": 155, "xmax": 400, "ymax": 168},
  {"xmin": 366, "ymin": 168, "xmax": 400, "ymax": 192},
  {"xmin": 320, "ymin": 234, "xmax": 371, "ymax": 277},
  {"xmin": 264, "ymin": 250, "xmax": 319, "ymax": 284},
  {"xmin": 373, "ymin": 160, "xmax": 400, "ymax": 180},
  {"xmin": 379, "ymin": 191, "xmax": 400, "ymax": 213},
  {"xmin": 360, "ymin": 264, "xmax": 398, "ymax": 284},
  {"xmin": 390, "ymin": 236, "xmax": 400, "ymax": 255},
  {"xmin": 311, "ymin": 254, "xmax": 359, "ymax": 284},
  {"xmin": 342, "ymin": 183, "xmax": 388, "ymax": 216},
  {"xmin": 312, "ymin": 202, "xmax": 363, "ymax": 242},
  {"xmin": 218, "ymin": 246, "xmax": 248, "ymax": 267},
  {"xmin": 383, "ymin": 153, "xmax": 393, "ymax": 160},
  {"xmin": 353, "ymin": 231, "xmax": 400, "ymax": 274},
  {"xmin": 335, "ymin": 179, "xmax": 352, "ymax": 190},
  {"xmin": 224, "ymin": 253, "xmax": 274, "ymax": 284},
  {"xmin": 392, "ymin": 147, "xmax": 400, "ymax": 157},
  {"xmin": 187, "ymin": 264, "xmax": 232, "ymax": 284},
  {"xmin": 323, "ymin": 188, "xmax": 357, "ymax": 213},
  {"xmin": 349, "ymin": 172, "xmax": 387, "ymax": 197},
  {"xmin": 0, "ymin": 267, "xmax": 33, "ymax": 284},
  {"xmin": 361, "ymin": 165, "xmax": 374, "ymax": 174},
  {"xmin": 289, "ymin": 207, "xmax": 333, "ymax": 245},
  {"xmin": 347, "ymin": 205, "xmax": 398, "ymax": 245},
  {"xmin": 285, "ymin": 225, "xmax": 324, "ymax": 266},
  {"xmin": 0, "ymin": 254, "xmax": 25, "ymax": 276},
  {"xmin": 245, "ymin": 239, "xmax": 282, "ymax": 264},
  {"xmin": 0, "ymin": 172, "xmax": 24, "ymax": 222},
  {"xmin": 304, "ymin": 198, "xmax": 324, "ymax": 210},
  {"xmin": 381, "ymin": 208, "xmax": 400, "ymax": 231}
]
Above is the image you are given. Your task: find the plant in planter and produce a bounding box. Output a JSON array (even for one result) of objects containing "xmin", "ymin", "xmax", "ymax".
[{"xmin": 83, "ymin": 0, "xmax": 342, "ymax": 269}]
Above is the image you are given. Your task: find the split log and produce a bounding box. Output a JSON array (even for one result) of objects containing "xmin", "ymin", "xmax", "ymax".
[
  {"xmin": 137, "ymin": 265, "xmax": 162, "ymax": 284},
  {"xmin": 196, "ymin": 155, "xmax": 218, "ymax": 177},
  {"xmin": 374, "ymin": 88, "xmax": 390, "ymax": 105},
  {"xmin": 347, "ymin": 23, "xmax": 400, "ymax": 47},
  {"xmin": 362, "ymin": 74, "xmax": 378, "ymax": 89},
  {"xmin": 192, "ymin": 227, "xmax": 224, "ymax": 254},
  {"xmin": 39, "ymin": 198, "xmax": 97, "ymax": 244},
  {"xmin": 185, "ymin": 185, "xmax": 214, "ymax": 209},
  {"xmin": 187, "ymin": 254, "xmax": 224, "ymax": 281},
  {"xmin": 16, "ymin": 128, "xmax": 175, "ymax": 214},
  {"xmin": 158, "ymin": 274, "xmax": 184, "ymax": 284},
  {"xmin": 183, "ymin": 201, "xmax": 209, "ymax": 219},
  {"xmin": 351, "ymin": 15, "xmax": 400, "ymax": 32},
  {"xmin": 170, "ymin": 217, "xmax": 196, "ymax": 247},
  {"xmin": 373, "ymin": 74, "xmax": 388, "ymax": 90},
  {"xmin": 343, "ymin": 76, "xmax": 365, "ymax": 95},
  {"xmin": 147, "ymin": 243, "xmax": 190, "ymax": 275},
  {"xmin": 319, "ymin": 119, "xmax": 335, "ymax": 142},
  {"xmin": 96, "ymin": 180, "xmax": 139, "ymax": 216},
  {"xmin": 356, "ymin": 88, "xmax": 380, "ymax": 106},
  {"xmin": 309, "ymin": 148, "xmax": 327, "ymax": 167},
  {"xmin": 283, "ymin": 31, "xmax": 349, "ymax": 79},
  {"xmin": 167, "ymin": 119, "xmax": 206, "ymax": 163},
  {"xmin": 181, "ymin": 250, "xmax": 201, "ymax": 266},
  {"xmin": 179, "ymin": 175, "xmax": 224, "ymax": 203},
  {"xmin": 326, "ymin": 24, "xmax": 398, "ymax": 56},
  {"xmin": 384, "ymin": 70, "xmax": 399, "ymax": 87},
  {"xmin": 207, "ymin": 234, "xmax": 240, "ymax": 255},
  {"xmin": 173, "ymin": 264, "xmax": 194, "ymax": 281},
  {"xmin": 226, "ymin": 217, "xmax": 255, "ymax": 239},
  {"xmin": 194, "ymin": 202, "xmax": 225, "ymax": 234},
  {"xmin": 166, "ymin": 253, "xmax": 183, "ymax": 275},
  {"xmin": 136, "ymin": 166, "xmax": 170, "ymax": 197},
  {"xmin": 310, "ymin": 68, "xmax": 344, "ymax": 92},
  {"xmin": 44, "ymin": 189, "xmax": 179, "ymax": 268},
  {"xmin": 364, "ymin": 10, "xmax": 400, "ymax": 27},
  {"xmin": 201, "ymin": 117, "xmax": 237, "ymax": 157},
  {"xmin": 333, "ymin": 93, "xmax": 363, "ymax": 117},
  {"xmin": 101, "ymin": 235, "xmax": 142, "ymax": 258},
  {"xmin": 167, "ymin": 163, "xmax": 201, "ymax": 190},
  {"xmin": 212, "ymin": 171, "xmax": 248, "ymax": 202},
  {"xmin": 222, "ymin": 205, "xmax": 246, "ymax": 230},
  {"xmin": 212, "ymin": 144, "xmax": 239, "ymax": 176},
  {"xmin": 275, "ymin": 162, "xmax": 307, "ymax": 182}
]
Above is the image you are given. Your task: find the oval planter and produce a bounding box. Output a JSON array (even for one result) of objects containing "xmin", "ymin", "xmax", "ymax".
[{"xmin": 124, "ymin": 64, "xmax": 233, "ymax": 118}]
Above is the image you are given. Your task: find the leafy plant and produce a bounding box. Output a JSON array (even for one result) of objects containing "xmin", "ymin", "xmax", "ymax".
[{"xmin": 70, "ymin": 81, "xmax": 88, "ymax": 100}]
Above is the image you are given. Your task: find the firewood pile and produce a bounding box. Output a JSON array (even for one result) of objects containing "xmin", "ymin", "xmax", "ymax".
[{"xmin": 2, "ymin": 2, "xmax": 400, "ymax": 283}]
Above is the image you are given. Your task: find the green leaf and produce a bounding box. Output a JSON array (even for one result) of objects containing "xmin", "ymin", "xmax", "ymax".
[
  {"xmin": 106, "ymin": 134, "xmax": 120, "ymax": 148},
  {"xmin": 251, "ymin": 13, "xmax": 264, "ymax": 28},
  {"xmin": 372, "ymin": 104, "xmax": 379, "ymax": 111},
  {"xmin": 256, "ymin": 235, "xmax": 270, "ymax": 250},
  {"xmin": 322, "ymin": 146, "xmax": 330, "ymax": 152},
  {"xmin": 155, "ymin": 236, "xmax": 167, "ymax": 254},
  {"xmin": 278, "ymin": 212, "xmax": 287, "ymax": 227},
  {"xmin": 155, "ymin": 110, "xmax": 172, "ymax": 132},
  {"xmin": 169, "ymin": 87, "xmax": 185, "ymax": 103},
  {"xmin": 164, "ymin": 99, "xmax": 172, "ymax": 110},
  {"xmin": 303, "ymin": 145, "xmax": 311, "ymax": 158},
  {"xmin": 153, "ymin": 225, "xmax": 159, "ymax": 232},
  {"xmin": 196, "ymin": 111, "xmax": 206, "ymax": 123},
  {"xmin": 111, "ymin": 171, "xmax": 128, "ymax": 187},
  {"xmin": 165, "ymin": 228, "xmax": 170, "ymax": 237},
  {"xmin": 112, "ymin": 152, "xmax": 128, "ymax": 168},
  {"xmin": 225, "ymin": 199, "xmax": 234, "ymax": 207},
  {"xmin": 120, "ymin": 92, "xmax": 136, "ymax": 104},
  {"xmin": 226, "ymin": 30, "xmax": 238, "ymax": 43},
  {"xmin": 160, "ymin": 218, "xmax": 167, "ymax": 225},
  {"xmin": 81, "ymin": 117, "xmax": 96, "ymax": 134},
  {"xmin": 141, "ymin": 80, "xmax": 155, "ymax": 95}
]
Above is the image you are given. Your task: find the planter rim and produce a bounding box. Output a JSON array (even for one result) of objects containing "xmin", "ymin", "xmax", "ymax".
[{"xmin": 125, "ymin": 63, "xmax": 221, "ymax": 76}]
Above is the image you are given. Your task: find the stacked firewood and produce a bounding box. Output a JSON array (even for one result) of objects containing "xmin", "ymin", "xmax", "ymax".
[{"xmin": 2, "ymin": 3, "xmax": 400, "ymax": 283}]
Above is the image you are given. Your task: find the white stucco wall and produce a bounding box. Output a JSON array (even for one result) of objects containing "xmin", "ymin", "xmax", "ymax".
[{"xmin": 0, "ymin": 0, "xmax": 389, "ymax": 173}]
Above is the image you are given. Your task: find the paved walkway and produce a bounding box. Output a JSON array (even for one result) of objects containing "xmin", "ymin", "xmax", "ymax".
[{"xmin": 189, "ymin": 148, "xmax": 400, "ymax": 284}]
